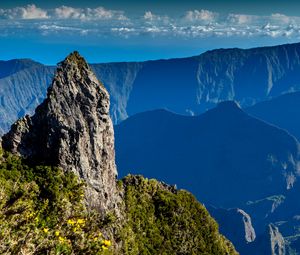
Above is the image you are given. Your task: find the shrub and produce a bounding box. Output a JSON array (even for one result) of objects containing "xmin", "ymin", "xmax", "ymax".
[
  {"xmin": 119, "ymin": 175, "xmax": 238, "ymax": 255},
  {"xmin": 0, "ymin": 150, "xmax": 113, "ymax": 255}
]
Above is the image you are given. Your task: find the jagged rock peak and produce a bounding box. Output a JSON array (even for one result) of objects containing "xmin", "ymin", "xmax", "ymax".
[
  {"xmin": 62, "ymin": 51, "xmax": 89, "ymax": 71},
  {"xmin": 2, "ymin": 51, "xmax": 119, "ymax": 212}
]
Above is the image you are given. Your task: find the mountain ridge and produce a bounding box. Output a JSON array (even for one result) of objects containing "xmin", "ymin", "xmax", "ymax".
[
  {"xmin": 246, "ymin": 91, "xmax": 300, "ymax": 142},
  {"xmin": 3, "ymin": 42, "xmax": 300, "ymax": 134},
  {"xmin": 115, "ymin": 101, "xmax": 300, "ymax": 208}
]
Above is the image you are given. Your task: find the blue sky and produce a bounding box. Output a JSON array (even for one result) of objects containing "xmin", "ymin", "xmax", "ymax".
[{"xmin": 1, "ymin": 0, "xmax": 300, "ymax": 64}]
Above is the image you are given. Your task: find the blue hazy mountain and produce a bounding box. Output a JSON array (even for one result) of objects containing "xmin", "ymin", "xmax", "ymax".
[
  {"xmin": 246, "ymin": 91, "xmax": 300, "ymax": 141},
  {"xmin": 0, "ymin": 59, "xmax": 45, "ymax": 79},
  {"xmin": 114, "ymin": 102, "xmax": 300, "ymax": 254},
  {"xmin": 0, "ymin": 59, "xmax": 55, "ymax": 134},
  {"xmin": 3, "ymin": 42, "xmax": 300, "ymax": 134},
  {"xmin": 114, "ymin": 101, "xmax": 300, "ymax": 208}
]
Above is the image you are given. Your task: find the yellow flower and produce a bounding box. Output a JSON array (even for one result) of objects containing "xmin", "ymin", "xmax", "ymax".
[
  {"xmin": 43, "ymin": 228, "xmax": 49, "ymax": 234},
  {"xmin": 59, "ymin": 236, "xmax": 65, "ymax": 243},
  {"xmin": 67, "ymin": 219, "xmax": 76, "ymax": 225},
  {"xmin": 55, "ymin": 231, "xmax": 60, "ymax": 236},
  {"xmin": 102, "ymin": 240, "xmax": 111, "ymax": 247},
  {"xmin": 73, "ymin": 227, "xmax": 78, "ymax": 232},
  {"xmin": 98, "ymin": 232, "xmax": 103, "ymax": 237},
  {"xmin": 101, "ymin": 245, "xmax": 108, "ymax": 250},
  {"xmin": 77, "ymin": 219, "xmax": 85, "ymax": 225},
  {"xmin": 93, "ymin": 237, "xmax": 98, "ymax": 242}
]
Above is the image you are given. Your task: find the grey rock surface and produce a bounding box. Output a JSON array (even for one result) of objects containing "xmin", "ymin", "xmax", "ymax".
[
  {"xmin": 237, "ymin": 208, "xmax": 256, "ymax": 243},
  {"xmin": 2, "ymin": 52, "xmax": 119, "ymax": 212},
  {"xmin": 251, "ymin": 224, "xmax": 286, "ymax": 255},
  {"xmin": 208, "ymin": 206, "xmax": 256, "ymax": 254},
  {"xmin": 269, "ymin": 224, "xmax": 286, "ymax": 255}
]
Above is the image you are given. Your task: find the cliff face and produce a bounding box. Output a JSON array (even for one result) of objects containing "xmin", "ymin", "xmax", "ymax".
[
  {"xmin": 2, "ymin": 52, "xmax": 119, "ymax": 212},
  {"xmin": 2, "ymin": 42, "xmax": 300, "ymax": 134},
  {"xmin": 101, "ymin": 42, "xmax": 300, "ymax": 121}
]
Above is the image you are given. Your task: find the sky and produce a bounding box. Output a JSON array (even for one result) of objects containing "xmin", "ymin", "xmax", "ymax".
[{"xmin": 1, "ymin": 0, "xmax": 300, "ymax": 64}]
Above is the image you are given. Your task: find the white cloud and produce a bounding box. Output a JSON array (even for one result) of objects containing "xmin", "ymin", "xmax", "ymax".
[
  {"xmin": 184, "ymin": 10, "xmax": 218, "ymax": 23},
  {"xmin": 38, "ymin": 24, "xmax": 94, "ymax": 37},
  {"xmin": 53, "ymin": 6, "xmax": 127, "ymax": 21},
  {"xmin": 54, "ymin": 6, "xmax": 84, "ymax": 19},
  {"xmin": 227, "ymin": 14, "xmax": 256, "ymax": 24},
  {"xmin": 271, "ymin": 13, "xmax": 291, "ymax": 24},
  {"xmin": 144, "ymin": 11, "xmax": 155, "ymax": 21},
  {"xmin": 39, "ymin": 24, "xmax": 83, "ymax": 31},
  {"xmin": 0, "ymin": 4, "xmax": 48, "ymax": 19},
  {"xmin": 20, "ymin": 4, "xmax": 48, "ymax": 19},
  {"xmin": 1, "ymin": 5, "xmax": 300, "ymax": 41},
  {"xmin": 0, "ymin": 5, "xmax": 127, "ymax": 21},
  {"xmin": 143, "ymin": 11, "xmax": 171, "ymax": 27}
]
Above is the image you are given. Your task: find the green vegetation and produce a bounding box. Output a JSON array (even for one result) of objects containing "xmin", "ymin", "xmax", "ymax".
[
  {"xmin": 0, "ymin": 149, "xmax": 237, "ymax": 254},
  {"xmin": 0, "ymin": 149, "xmax": 113, "ymax": 255},
  {"xmin": 119, "ymin": 175, "xmax": 238, "ymax": 255}
]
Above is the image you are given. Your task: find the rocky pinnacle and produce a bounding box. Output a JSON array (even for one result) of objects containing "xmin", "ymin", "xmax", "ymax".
[{"xmin": 2, "ymin": 51, "xmax": 119, "ymax": 212}]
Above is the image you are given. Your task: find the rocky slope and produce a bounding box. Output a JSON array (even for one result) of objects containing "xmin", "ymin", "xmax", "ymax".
[
  {"xmin": 115, "ymin": 101, "xmax": 300, "ymax": 208},
  {"xmin": 2, "ymin": 42, "xmax": 300, "ymax": 133},
  {"xmin": 2, "ymin": 52, "xmax": 119, "ymax": 212}
]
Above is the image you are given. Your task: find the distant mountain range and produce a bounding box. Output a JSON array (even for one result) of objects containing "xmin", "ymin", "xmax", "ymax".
[
  {"xmin": 114, "ymin": 102, "xmax": 300, "ymax": 254},
  {"xmin": 0, "ymin": 60, "xmax": 55, "ymax": 134},
  {"xmin": 114, "ymin": 101, "xmax": 300, "ymax": 208},
  {"xmin": 2, "ymin": 42, "xmax": 300, "ymax": 134}
]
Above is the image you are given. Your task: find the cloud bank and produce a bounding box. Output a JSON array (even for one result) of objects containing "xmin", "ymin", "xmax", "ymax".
[
  {"xmin": 1, "ymin": 4, "xmax": 300, "ymax": 41},
  {"xmin": 0, "ymin": 4, "xmax": 48, "ymax": 19}
]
